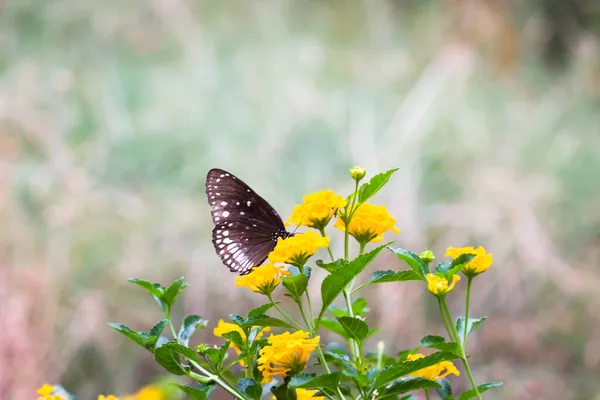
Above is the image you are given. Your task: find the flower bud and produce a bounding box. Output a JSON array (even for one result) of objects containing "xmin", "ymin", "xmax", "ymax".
[
  {"xmin": 349, "ymin": 166, "xmax": 367, "ymax": 182},
  {"xmin": 420, "ymin": 249, "xmax": 435, "ymax": 264},
  {"xmin": 196, "ymin": 344, "xmax": 208, "ymax": 355}
]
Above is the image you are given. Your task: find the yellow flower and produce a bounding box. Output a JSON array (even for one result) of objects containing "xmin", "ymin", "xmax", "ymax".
[
  {"xmin": 334, "ymin": 203, "xmax": 399, "ymax": 244},
  {"xmin": 272, "ymin": 389, "xmax": 324, "ymax": 400},
  {"xmin": 406, "ymin": 353, "xmax": 460, "ymax": 381},
  {"xmin": 213, "ymin": 320, "xmax": 270, "ymax": 366},
  {"xmin": 121, "ymin": 385, "xmax": 165, "ymax": 400},
  {"xmin": 445, "ymin": 246, "xmax": 493, "ymax": 276},
  {"xmin": 36, "ymin": 384, "xmax": 66, "ymax": 400},
  {"xmin": 268, "ymin": 231, "xmax": 330, "ymax": 267},
  {"xmin": 349, "ymin": 166, "xmax": 367, "ymax": 181},
  {"xmin": 258, "ymin": 331, "xmax": 320, "ymax": 384},
  {"xmin": 426, "ymin": 273, "xmax": 460, "ymax": 296},
  {"xmin": 286, "ymin": 190, "xmax": 346, "ymax": 229},
  {"xmin": 235, "ymin": 262, "xmax": 290, "ymax": 295}
]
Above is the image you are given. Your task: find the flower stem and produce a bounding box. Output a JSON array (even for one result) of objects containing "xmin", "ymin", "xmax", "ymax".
[
  {"xmin": 440, "ymin": 299, "xmax": 483, "ymax": 400},
  {"xmin": 437, "ymin": 298, "xmax": 455, "ymax": 343},
  {"xmin": 267, "ymin": 294, "xmax": 305, "ymax": 331},
  {"xmin": 463, "ymin": 276, "xmax": 473, "ymax": 346},
  {"xmin": 319, "ymin": 228, "xmax": 336, "ymax": 262},
  {"xmin": 424, "ymin": 390, "xmax": 431, "ymax": 400},
  {"xmin": 188, "ymin": 361, "xmax": 246, "ymax": 400}
]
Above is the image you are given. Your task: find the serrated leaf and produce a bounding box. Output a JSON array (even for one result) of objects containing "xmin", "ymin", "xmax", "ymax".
[
  {"xmin": 387, "ymin": 247, "xmax": 428, "ymax": 279},
  {"xmin": 282, "ymin": 266, "xmax": 311, "ymax": 302},
  {"xmin": 356, "ymin": 270, "xmax": 422, "ymax": 291},
  {"xmin": 108, "ymin": 323, "xmax": 145, "ymax": 348},
  {"xmin": 456, "ymin": 317, "xmax": 487, "ymax": 344},
  {"xmin": 128, "ymin": 278, "xmax": 163, "ymax": 298},
  {"xmin": 379, "ymin": 377, "xmax": 441, "ymax": 398},
  {"xmin": 229, "ymin": 314, "xmax": 246, "ymax": 326},
  {"xmin": 290, "ymin": 372, "xmax": 341, "ymax": 390},
  {"xmin": 316, "ymin": 259, "xmax": 348, "ymax": 273},
  {"xmin": 162, "ymin": 277, "xmax": 188, "ymax": 311},
  {"xmin": 419, "ymin": 335, "xmax": 461, "ymax": 356},
  {"xmin": 320, "ymin": 244, "xmax": 390, "ymax": 320},
  {"xmin": 248, "ymin": 303, "xmax": 278, "ymax": 319},
  {"xmin": 337, "ymin": 316, "xmax": 369, "ymax": 342},
  {"xmin": 357, "ymin": 168, "xmax": 399, "ymax": 204},
  {"xmin": 154, "ymin": 341, "xmax": 198, "ymax": 375},
  {"xmin": 243, "ymin": 315, "xmax": 295, "ymax": 329},
  {"xmin": 222, "ymin": 331, "xmax": 245, "ymax": 348},
  {"xmin": 150, "ymin": 320, "xmax": 169, "ymax": 337},
  {"xmin": 374, "ymin": 352, "xmax": 460, "ymax": 389},
  {"xmin": 325, "ymin": 352, "xmax": 358, "ymax": 376},
  {"xmin": 436, "ymin": 378, "xmax": 454, "ymax": 400},
  {"xmin": 237, "ymin": 378, "xmax": 262, "ymax": 400},
  {"xmin": 458, "ymin": 382, "xmax": 503, "ymax": 400},
  {"xmin": 172, "ymin": 383, "xmax": 215, "ymax": 400},
  {"xmin": 178, "ymin": 315, "xmax": 208, "ymax": 346}
]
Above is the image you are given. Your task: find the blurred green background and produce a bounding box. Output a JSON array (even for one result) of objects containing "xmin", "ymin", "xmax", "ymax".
[{"xmin": 1, "ymin": 0, "xmax": 600, "ymax": 399}]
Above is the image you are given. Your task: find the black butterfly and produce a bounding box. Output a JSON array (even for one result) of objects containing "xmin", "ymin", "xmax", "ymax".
[{"xmin": 205, "ymin": 168, "xmax": 293, "ymax": 274}]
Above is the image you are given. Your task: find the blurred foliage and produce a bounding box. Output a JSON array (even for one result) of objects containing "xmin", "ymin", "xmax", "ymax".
[{"xmin": 1, "ymin": 1, "xmax": 600, "ymax": 399}]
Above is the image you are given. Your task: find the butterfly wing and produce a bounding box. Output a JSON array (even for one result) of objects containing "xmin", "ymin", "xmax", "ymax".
[{"xmin": 206, "ymin": 168, "xmax": 288, "ymax": 274}]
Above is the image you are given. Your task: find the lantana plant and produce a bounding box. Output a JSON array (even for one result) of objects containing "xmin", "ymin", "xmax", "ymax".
[{"xmin": 43, "ymin": 167, "xmax": 502, "ymax": 399}]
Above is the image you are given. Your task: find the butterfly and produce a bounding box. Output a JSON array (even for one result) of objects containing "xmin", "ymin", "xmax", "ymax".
[{"xmin": 205, "ymin": 168, "xmax": 293, "ymax": 274}]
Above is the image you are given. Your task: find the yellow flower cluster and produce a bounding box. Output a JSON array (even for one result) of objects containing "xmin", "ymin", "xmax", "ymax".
[
  {"xmin": 257, "ymin": 331, "xmax": 320, "ymax": 384},
  {"xmin": 272, "ymin": 389, "xmax": 324, "ymax": 400},
  {"xmin": 445, "ymin": 246, "xmax": 493, "ymax": 276},
  {"xmin": 286, "ymin": 190, "xmax": 346, "ymax": 229},
  {"xmin": 334, "ymin": 203, "xmax": 399, "ymax": 244},
  {"xmin": 37, "ymin": 385, "xmax": 164, "ymax": 400},
  {"xmin": 213, "ymin": 320, "xmax": 269, "ymax": 365},
  {"xmin": 426, "ymin": 273, "xmax": 460, "ymax": 296},
  {"xmin": 406, "ymin": 353, "xmax": 460, "ymax": 381},
  {"xmin": 268, "ymin": 230, "xmax": 330, "ymax": 267},
  {"xmin": 235, "ymin": 262, "xmax": 290, "ymax": 295},
  {"xmin": 37, "ymin": 385, "xmax": 66, "ymax": 400}
]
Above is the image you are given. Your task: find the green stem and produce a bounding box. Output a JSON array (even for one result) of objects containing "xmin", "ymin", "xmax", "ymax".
[
  {"xmin": 424, "ymin": 389, "xmax": 431, "ymax": 400},
  {"xmin": 166, "ymin": 309, "xmax": 178, "ymax": 340},
  {"xmin": 437, "ymin": 298, "xmax": 455, "ymax": 343},
  {"xmin": 441, "ymin": 300, "xmax": 483, "ymax": 400},
  {"xmin": 188, "ymin": 360, "xmax": 246, "ymax": 400},
  {"xmin": 267, "ymin": 294, "xmax": 305, "ymax": 331},
  {"xmin": 319, "ymin": 228, "xmax": 336, "ymax": 262},
  {"xmin": 463, "ymin": 276, "xmax": 473, "ymax": 346},
  {"xmin": 315, "ymin": 344, "xmax": 348, "ymax": 400}
]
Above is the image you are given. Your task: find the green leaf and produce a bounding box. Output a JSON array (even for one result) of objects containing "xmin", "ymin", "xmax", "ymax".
[
  {"xmin": 319, "ymin": 319, "xmax": 349, "ymax": 338},
  {"xmin": 282, "ymin": 266, "xmax": 311, "ymax": 302},
  {"xmin": 290, "ymin": 372, "xmax": 342, "ymax": 390},
  {"xmin": 419, "ymin": 335, "xmax": 461, "ymax": 356},
  {"xmin": 229, "ymin": 314, "xmax": 246, "ymax": 326},
  {"xmin": 178, "ymin": 315, "xmax": 208, "ymax": 346},
  {"xmin": 357, "ymin": 168, "xmax": 399, "ymax": 204},
  {"xmin": 316, "ymin": 259, "xmax": 348, "ymax": 273},
  {"xmin": 374, "ymin": 352, "xmax": 460, "ymax": 389},
  {"xmin": 387, "ymin": 247, "xmax": 428, "ymax": 279},
  {"xmin": 456, "ymin": 317, "xmax": 487, "ymax": 344},
  {"xmin": 379, "ymin": 377, "xmax": 441, "ymax": 398},
  {"xmin": 237, "ymin": 378, "xmax": 262, "ymax": 400},
  {"xmin": 128, "ymin": 278, "xmax": 163, "ymax": 299},
  {"xmin": 248, "ymin": 303, "xmax": 278, "ymax": 319},
  {"xmin": 458, "ymin": 382, "xmax": 503, "ymax": 400},
  {"xmin": 337, "ymin": 316, "xmax": 369, "ymax": 342},
  {"xmin": 435, "ymin": 378, "xmax": 454, "ymax": 400},
  {"xmin": 399, "ymin": 396, "xmax": 418, "ymax": 400},
  {"xmin": 271, "ymin": 384, "xmax": 297, "ymax": 400},
  {"xmin": 435, "ymin": 260, "xmax": 452, "ymax": 274},
  {"xmin": 151, "ymin": 320, "xmax": 169, "ymax": 337},
  {"xmin": 320, "ymin": 243, "xmax": 390, "ymax": 319},
  {"xmin": 162, "ymin": 277, "xmax": 188, "ymax": 311},
  {"xmin": 154, "ymin": 341, "xmax": 198, "ymax": 375},
  {"xmin": 205, "ymin": 341, "xmax": 231, "ymax": 367},
  {"xmin": 146, "ymin": 320, "xmax": 169, "ymax": 350},
  {"xmin": 222, "ymin": 331, "xmax": 245, "ymax": 348},
  {"xmin": 243, "ymin": 315, "xmax": 296, "ymax": 329},
  {"xmin": 325, "ymin": 352, "xmax": 358, "ymax": 376},
  {"xmin": 108, "ymin": 323, "xmax": 145, "ymax": 348},
  {"xmin": 172, "ymin": 383, "xmax": 215, "ymax": 400},
  {"xmin": 445, "ymin": 254, "xmax": 475, "ymax": 278},
  {"xmin": 356, "ymin": 270, "xmax": 422, "ymax": 291}
]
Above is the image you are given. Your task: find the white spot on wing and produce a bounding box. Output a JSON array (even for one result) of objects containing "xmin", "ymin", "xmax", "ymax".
[
  {"xmin": 221, "ymin": 201, "xmax": 228, "ymax": 206},
  {"xmin": 247, "ymin": 201, "xmax": 252, "ymax": 207},
  {"xmin": 222, "ymin": 211, "xmax": 230, "ymax": 217}
]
